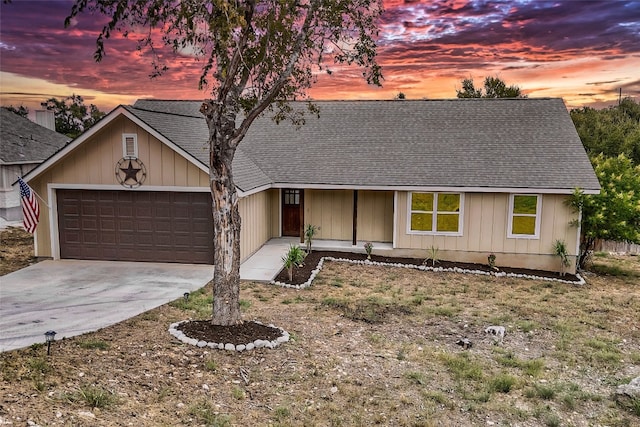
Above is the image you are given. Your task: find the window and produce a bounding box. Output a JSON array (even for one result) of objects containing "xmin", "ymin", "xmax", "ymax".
[
  {"xmin": 122, "ymin": 134, "xmax": 138, "ymax": 158},
  {"xmin": 283, "ymin": 189, "xmax": 300, "ymax": 205},
  {"xmin": 508, "ymin": 194, "xmax": 541, "ymax": 238},
  {"xmin": 408, "ymin": 192, "xmax": 463, "ymax": 235}
]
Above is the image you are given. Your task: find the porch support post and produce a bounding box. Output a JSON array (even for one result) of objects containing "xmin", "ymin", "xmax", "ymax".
[
  {"xmin": 352, "ymin": 190, "xmax": 358, "ymax": 246},
  {"xmin": 299, "ymin": 190, "xmax": 305, "ymax": 244}
]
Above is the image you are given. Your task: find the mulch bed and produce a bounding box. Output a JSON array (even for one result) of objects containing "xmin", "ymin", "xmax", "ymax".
[
  {"xmin": 273, "ymin": 250, "xmax": 582, "ymax": 285},
  {"xmin": 178, "ymin": 320, "xmax": 282, "ymax": 346}
]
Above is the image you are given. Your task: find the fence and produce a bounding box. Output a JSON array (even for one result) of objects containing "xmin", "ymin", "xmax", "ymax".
[{"xmin": 594, "ymin": 239, "xmax": 640, "ymax": 255}]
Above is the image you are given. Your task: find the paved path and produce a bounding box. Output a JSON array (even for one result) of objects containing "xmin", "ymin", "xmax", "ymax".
[{"xmin": 0, "ymin": 260, "xmax": 212, "ymax": 352}]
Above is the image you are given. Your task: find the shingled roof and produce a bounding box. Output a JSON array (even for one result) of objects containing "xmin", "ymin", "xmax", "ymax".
[
  {"xmin": 1, "ymin": 108, "xmax": 70, "ymax": 165},
  {"xmin": 128, "ymin": 98, "xmax": 600, "ymax": 194}
]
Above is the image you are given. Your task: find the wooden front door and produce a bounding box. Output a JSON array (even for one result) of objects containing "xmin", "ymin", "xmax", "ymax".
[{"xmin": 282, "ymin": 189, "xmax": 302, "ymax": 237}]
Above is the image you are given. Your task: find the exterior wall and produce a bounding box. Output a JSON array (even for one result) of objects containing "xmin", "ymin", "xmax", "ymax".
[
  {"xmin": 239, "ymin": 189, "xmax": 277, "ymax": 262},
  {"xmin": 29, "ymin": 116, "xmax": 210, "ymax": 259},
  {"xmin": 395, "ymin": 192, "xmax": 579, "ymax": 273},
  {"xmin": 0, "ymin": 163, "xmax": 38, "ymax": 220},
  {"xmin": 304, "ymin": 189, "xmax": 354, "ymax": 241},
  {"xmin": 357, "ymin": 190, "xmax": 393, "ymax": 242}
]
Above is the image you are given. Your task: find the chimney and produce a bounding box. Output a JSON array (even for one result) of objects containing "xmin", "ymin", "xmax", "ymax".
[{"xmin": 35, "ymin": 110, "xmax": 56, "ymax": 131}]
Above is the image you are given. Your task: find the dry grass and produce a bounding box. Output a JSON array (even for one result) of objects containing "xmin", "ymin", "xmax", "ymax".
[{"xmin": 1, "ymin": 229, "xmax": 639, "ymax": 426}]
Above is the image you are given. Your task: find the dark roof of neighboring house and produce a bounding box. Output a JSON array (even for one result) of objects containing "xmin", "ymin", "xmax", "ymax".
[
  {"xmin": 0, "ymin": 108, "xmax": 70, "ymax": 164},
  {"xmin": 127, "ymin": 98, "xmax": 600, "ymax": 193}
]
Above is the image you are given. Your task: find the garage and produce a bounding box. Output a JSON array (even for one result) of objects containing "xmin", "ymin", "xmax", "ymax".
[{"xmin": 57, "ymin": 189, "xmax": 214, "ymax": 264}]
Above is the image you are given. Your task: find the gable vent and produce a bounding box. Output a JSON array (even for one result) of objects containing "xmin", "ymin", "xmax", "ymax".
[{"xmin": 122, "ymin": 134, "xmax": 138, "ymax": 158}]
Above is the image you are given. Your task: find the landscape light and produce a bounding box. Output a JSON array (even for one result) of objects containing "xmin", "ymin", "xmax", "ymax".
[
  {"xmin": 44, "ymin": 330, "xmax": 56, "ymax": 355},
  {"xmin": 183, "ymin": 292, "xmax": 190, "ymax": 302}
]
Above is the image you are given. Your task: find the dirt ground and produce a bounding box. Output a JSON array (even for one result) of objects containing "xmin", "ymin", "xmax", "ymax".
[
  {"xmin": 0, "ymin": 227, "xmax": 37, "ymax": 276},
  {"xmin": 1, "ymin": 228, "xmax": 639, "ymax": 426}
]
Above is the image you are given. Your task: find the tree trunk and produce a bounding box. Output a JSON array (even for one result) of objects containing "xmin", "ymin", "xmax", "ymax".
[{"xmin": 202, "ymin": 100, "xmax": 242, "ymax": 326}]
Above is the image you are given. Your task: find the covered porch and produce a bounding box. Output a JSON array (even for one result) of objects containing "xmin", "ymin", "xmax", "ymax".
[{"xmin": 240, "ymin": 237, "xmax": 393, "ymax": 282}]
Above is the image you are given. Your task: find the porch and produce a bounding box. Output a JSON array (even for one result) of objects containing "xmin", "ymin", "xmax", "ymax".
[{"xmin": 240, "ymin": 237, "xmax": 393, "ymax": 282}]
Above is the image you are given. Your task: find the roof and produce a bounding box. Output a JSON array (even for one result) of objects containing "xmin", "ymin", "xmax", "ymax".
[
  {"xmin": 127, "ymin": 98, "xmax": 600, "ymax": 193},
  {"xmin": 0, "ymin": 108, "xmax": 70, "ymax": 165}
]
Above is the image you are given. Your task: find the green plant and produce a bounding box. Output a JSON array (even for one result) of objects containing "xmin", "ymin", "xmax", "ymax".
[
  {"xmin": 425, "ymin": 245, "xmax": 439, "ymax": 266},
  {"xmin": 282, "ymin": 244, "xmax": 306, "ymax": 282},
  {"xmin": 188, "ymin": 399, "xmax": 231, "ymax": 426},
  {"xmin": 71, "ymin": 385, "xmax": 117, "ymax": 408},
  {"xmin": 304, "ymin": 224, "xmax": 320, "ymax": 253},
  {"xmin": 78, "ymin": 339, "xmax": 110, "ymax": 350},
  {"xmin": 488, "ymin": 374, "xmax": 517, "ymax": 393},
  {"xmin": 364, "ymin": 242, "xmax": 373, "ymax": 259},
  {"xmin": 488, "ymin": 253, "xmax": 497, "ymax": 270},
  {"xmin": 553, "ymin": 239, "xmax": 571, "ymax": 276}
]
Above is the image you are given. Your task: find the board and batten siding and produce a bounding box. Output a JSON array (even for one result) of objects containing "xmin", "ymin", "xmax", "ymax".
[
  {"xmin": 357, "ymin": 190, "xmax": 393, "ymax": 242},
  {"xmin": 238, "ymin": 189, "xmax": 277, "ymax": 262},
  {"xmin": 303, "ymin": 189, "xmax": 393, "ymax": 242},
  {"xmin": 29, "ymin": 116, "xmax": 210, "ymax": 259},
  {"xmin": 395, "ymin": 192, "xmax": 579, "ymax": 273}
]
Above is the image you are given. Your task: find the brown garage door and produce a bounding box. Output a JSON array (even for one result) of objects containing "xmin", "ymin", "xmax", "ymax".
[{"xmin": 57, "ymin": 190, "xmax": 214, "ymax": 264}]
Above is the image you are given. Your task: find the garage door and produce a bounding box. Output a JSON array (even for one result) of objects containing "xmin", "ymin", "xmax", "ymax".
[{"xmin": 57, "ymin": 190, "xmax": 214, "ymax": 264}]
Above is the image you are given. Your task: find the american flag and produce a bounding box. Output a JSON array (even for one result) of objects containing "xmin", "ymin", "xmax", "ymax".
[{"xmin": 18, "ymin": 177, "xmax": 39, "ymax": 234}]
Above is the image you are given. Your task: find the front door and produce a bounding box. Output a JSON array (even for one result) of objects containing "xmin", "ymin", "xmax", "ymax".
[{"xmin": 282, "ymin": 189, "xmax": 302, "ymax": 237}]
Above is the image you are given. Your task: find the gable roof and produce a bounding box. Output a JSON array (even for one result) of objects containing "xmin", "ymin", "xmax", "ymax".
[
  {"xmin": 0, "ymin": 108, "xmax": 70, "ymax": 165},
  {"xmin": 129, "ymin": 98, "xmax": 600, "ymax": 194}
]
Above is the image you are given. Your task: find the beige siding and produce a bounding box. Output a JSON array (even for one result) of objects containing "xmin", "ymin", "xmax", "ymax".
[
  {"xmin": 29, "ymin": 116, "xmax": 210, "ymax": 259},
  {"xmin": 357, "ymin": 190, "xmax": 393, "ymax": 242},
  {"xmin": 304, "ymin": 189, "xmax": 354, "ymax": 240},
  {"xmin": 239, "ymin": 190, "xmax": 275, "ymax": 262},
  {"xmin": 395, "ymin": 192, "xmax": 579, "ymax": 273}
]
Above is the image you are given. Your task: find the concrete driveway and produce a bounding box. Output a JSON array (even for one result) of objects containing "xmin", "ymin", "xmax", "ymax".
[{"xmin": 0, "ymin": 260, "xmax": 212, "ymax": 352}]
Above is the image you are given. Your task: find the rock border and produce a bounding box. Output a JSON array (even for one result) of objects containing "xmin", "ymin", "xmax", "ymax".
[
  {"xmin": 168, "ymin": 320, "xmax": 290, "ymax": 352},
  {"xmin": 271, "ymin": 256, "xmax": 586, "ymax": 289}
]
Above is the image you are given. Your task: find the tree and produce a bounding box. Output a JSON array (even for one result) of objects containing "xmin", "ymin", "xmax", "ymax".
[
  {"xmin": 456, "ymin": 76, "xmax": 526, "ymax": 98},
  {"xmin": 67, "ymin": 0, "xmax": 383, "ymax": 326},
  {"xmin": 570, "ymin": 97, "xmax": 640, "ymax": 165},
  {"xmin": 4, "ymin": 105, "xmax": 29, "ymax": 117},
  {"xmin": 567, "ymin": 154, "xmax": 640, "ymax": 268},
  {"xmin": 41, "ymin": 94, "xmax": 106, "ymax": 138}
]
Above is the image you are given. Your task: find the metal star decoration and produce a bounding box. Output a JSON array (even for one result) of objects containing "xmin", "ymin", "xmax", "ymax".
[{"xmin": 120, "ymin": 160, "xmax": 141, "ymax": 183}]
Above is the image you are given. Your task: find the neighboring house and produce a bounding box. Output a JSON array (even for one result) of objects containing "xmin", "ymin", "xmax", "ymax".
[
  {"xmin": 22, "ymin": 98, "xmax": 600, "ymax": 273},
  {"xmin": 0, "ymin": 108, "xmax": 70, "ymax": 220}
]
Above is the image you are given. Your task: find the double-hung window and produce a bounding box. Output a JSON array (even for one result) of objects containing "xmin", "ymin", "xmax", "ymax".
[
  {"xmin": 508, "ymin": 194, "xmax": 541, "ymax": 238},
  {"xmin": 408, "ymin": 192, "xmax": 463, "ymax": 235}
]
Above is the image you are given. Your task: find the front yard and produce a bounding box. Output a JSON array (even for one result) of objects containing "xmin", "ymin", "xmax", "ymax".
[{"xmin": 1, "ymin": 228, "xmax": 639, "ymax": 426}]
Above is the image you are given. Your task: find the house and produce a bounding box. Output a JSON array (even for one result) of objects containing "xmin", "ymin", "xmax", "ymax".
[
  {"xmin": 1, "ymin": 108, "xmax": 70, "ymax": 221},
  {"xmin": 22, "ymin": 98, "xmax": 600, "ymax": 273}
]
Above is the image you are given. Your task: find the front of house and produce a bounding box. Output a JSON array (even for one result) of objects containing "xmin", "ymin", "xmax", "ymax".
[{"xmin": 23, "ymin": 98, "xmax": 600, "ymax": 274}]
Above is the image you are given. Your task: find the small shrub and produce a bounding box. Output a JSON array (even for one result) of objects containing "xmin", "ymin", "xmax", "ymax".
[
  {"xmin": 406, "ymin": 371, "xmax": 427, "ymax": 385},
  {"xmin": 424, "ymin": 245, "xmax": 439, "ymax": 266},
  {"xmin": 239, "ymin": 299, "xmax": 251, "ymax": 310},
  {"xmin": 553, "ymin": 239, "xmax": 571, "ymax": 276},
  {"xmin": 282, "ymin": 244, "xmax": 306, "ymax": 282},
  {"xmin": 364, "ymin": 242, "xmax": 373, "ymax": 259},
  {"xmin": 274, "ymin": 406, "xmax": 291, "ymax": 421},
  {"xmin": 488, "ymin": 374, "xmax": 517, "ymax": 393},
  {"xmin": 204, "ymin": 359, "xmax": 218, "ymax": 372},
  {"xmin": 188, "ymin": 399, "xmax": 231, "ymax": 426},
  {"xmin": 304, "ymin": 224, "xmax": 320, "ymax": 253},
  {"xmin": 232, "ymin": 386, "xmax": 245, "ymax": 400},
  {"xmin": 72, "ymin": 385, "xmax": 117, "ymax": 408}
]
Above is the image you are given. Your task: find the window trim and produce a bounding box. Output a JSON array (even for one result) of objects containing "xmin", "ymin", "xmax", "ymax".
[
  {"xmin": 122, "ymin": 133, "xmax": 138, "ymax": 158},
  {"xmin": 507, "ymin": 193, "xmax": 542, "ymax": 239},
  {"xmin": 407, "ymin": 192, "xmax": 464, "ymax": 236}
]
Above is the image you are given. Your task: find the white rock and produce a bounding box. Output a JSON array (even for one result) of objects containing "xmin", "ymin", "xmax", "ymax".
[
  {"xmin": 236, "ymin": 344, "xmax": 246, "ymax": 351},
  {"xmin": 246, "ymin": 343, "xmax": 255, "ymax": 351},
  {"xmin": 78, "ymin": 411, "xmax": 95, "ymax": 419},
  {"xmin": 224, "ymin": 343, "xmax": 235, "ymax": 351},
  {"xmin": 196, "ymin": 341, "xmax": 207, "ymax": 348}
]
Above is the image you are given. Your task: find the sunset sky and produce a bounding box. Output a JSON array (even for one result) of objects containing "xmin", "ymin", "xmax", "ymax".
[{"xmin": 1, "ymin": 0, "xmax": 639, "ymax": 114}]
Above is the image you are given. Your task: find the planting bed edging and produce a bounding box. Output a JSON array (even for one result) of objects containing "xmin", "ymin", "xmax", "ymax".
[
  {"xmin": 271, "ymin": 256, "xmax": 586, "ymax": 289},
  {"xmin": 168, "ymin": 320, "xmax": 290, "ymax": 351}
]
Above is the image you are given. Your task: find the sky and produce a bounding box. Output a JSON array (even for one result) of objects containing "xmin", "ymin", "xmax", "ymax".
[{"xmin": 1, "ymin": 0, "xmax": 639, "ymax": 115}]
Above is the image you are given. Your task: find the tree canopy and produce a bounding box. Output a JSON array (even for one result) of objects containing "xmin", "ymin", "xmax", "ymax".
[
  {"xmin": 41, "ymin": 94, "xmax": 106, "ymax": 138},
  {"xmin": 456, "ymin": 76, "xmax": 526, "ymax": 98},
  {"xmin": 4, "ymin": 105, "xmax": 29, "ymax": 118},
  {"xmin": 67, "ymin": 0, "xmax": 384, "ymax": 326},
  {"xmin": 568, "ymin": 154, "xmax": 640, "ymax": 267},
  {"xmin": 570, "ymin": 97, "xmax": 640, "ymax": 166}
]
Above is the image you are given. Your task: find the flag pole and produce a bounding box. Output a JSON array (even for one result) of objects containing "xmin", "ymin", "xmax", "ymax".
[{"xmin": 15, "ymin": 175, "xmax": 50, "ymax": 208}]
